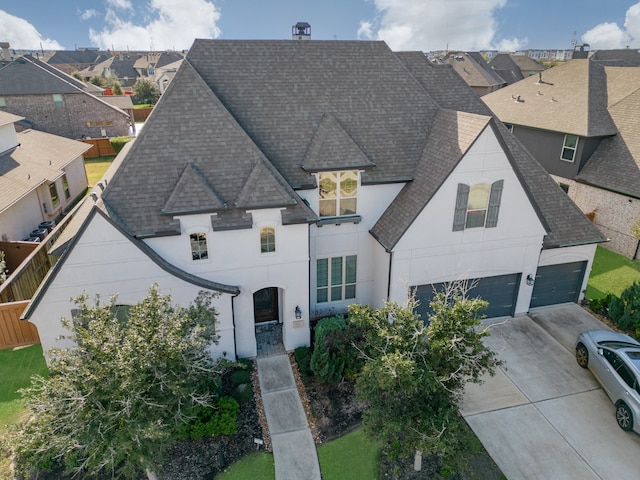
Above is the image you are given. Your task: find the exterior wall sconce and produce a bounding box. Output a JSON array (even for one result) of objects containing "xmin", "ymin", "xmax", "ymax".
[
  {"xmin": 526, "ymin": 274, "xmax": 535, "ymax": 286},
  {"xmin": 295, "ymin": 305, "xmax": 302, "ymax": 319}
]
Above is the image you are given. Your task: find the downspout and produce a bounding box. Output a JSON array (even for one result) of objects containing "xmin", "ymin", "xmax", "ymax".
[
  {"xmin": 386, "ymin": 249, "xmax": 393, "ymax": 302},
  {"xmin": 230, "ymin": 293, "xmax": 239, "ymax": 360},
  {"xmin": 634, "ymin": 239, "xmax": 640, "ymax": 261},
  {"xmin": 308, "ymin": 222, "xmax": 312, "ymax": 343}
]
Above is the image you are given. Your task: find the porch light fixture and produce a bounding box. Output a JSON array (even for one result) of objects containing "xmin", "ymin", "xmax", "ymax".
[
  {"xmin": 295, "ymin": 305, "xmax": 302, "ymax": 319},
  {"xmin": 526, "ymin": 274, "xmax": 535, "ymax": 286}
]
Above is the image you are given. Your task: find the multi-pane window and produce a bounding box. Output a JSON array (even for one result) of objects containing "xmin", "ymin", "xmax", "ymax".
[
  {"xmin": 453, "ymin": 180, "xmax": 504, "ymax": 231},
  {"xmin": 316, "ymin": 255, "xmax": 357, "ymax": 303},
  {"xmin": 561, "ymin": 134, "xmax": 578, "ymax": 162},
  {"xmin": 0, "ymin": 97, "xmax": 5, "ymax": 107},
  {"xmin": 52, "ymin": 94, "xmax": 63, "ymax": 109},
  {"xmin": 49, "ymin": 183, "xmax": 59, "ymax": 207},
  {"xmin": 260, "ymin": 227, "xmax": 276, "ymax": 253},
  {"xmin": 318, "ymin": 170, "xmax": 358, "ymax": 217},
  {"xmin": 189, "ymin": 233, "xmax": 208, "ymax": 260},
  {"xmin": 62, "ymin": 174, "xmax": 71, "ymax": 199}
]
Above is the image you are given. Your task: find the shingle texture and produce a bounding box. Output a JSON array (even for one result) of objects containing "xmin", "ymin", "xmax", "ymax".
[
  {"xmin": 101, "ymin": 40, "xmax": 605, "ymax": 249},
  {"xmin": 482, "ymin": 59, "xmax": 617, "ymax": 137},
  {"xmin": 0, "ymin": 129, "xmax": 90, "ymax": 213}
]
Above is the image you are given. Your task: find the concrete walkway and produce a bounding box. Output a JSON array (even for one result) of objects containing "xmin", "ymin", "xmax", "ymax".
[{"xmin": 256, "ymin": 354, "xmax": 321, "ymax": 480}]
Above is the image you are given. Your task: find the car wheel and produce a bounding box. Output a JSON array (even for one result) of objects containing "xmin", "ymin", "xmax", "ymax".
[
  {"xmin": 616, "ymin": 402, "xmax": 633, "ymax": 431},
  {"xmin": 576, "ymin": 343, "xmax": 589, "ymax": 368}
]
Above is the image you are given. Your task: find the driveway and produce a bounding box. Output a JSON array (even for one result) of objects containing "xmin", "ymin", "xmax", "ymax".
[{"xmin": 461, "ymin": 303, "xmax": 640, "ymax": 479}]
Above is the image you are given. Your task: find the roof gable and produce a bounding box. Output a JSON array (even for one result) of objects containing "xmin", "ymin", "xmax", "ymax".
[
  {"xmin": 235, "ymin": 161, "xmax": 297, "ymax": 209},
  {"xmin": 162, "ymin": 163, "xmax": 226, "ymax": 215},
  {"xmin": 301, "ymin": 114, "xmax": 375, "ymax": 172},
  {"xmin": 0, "ymin": 56, "xmax": 82, "ymax": 95}
]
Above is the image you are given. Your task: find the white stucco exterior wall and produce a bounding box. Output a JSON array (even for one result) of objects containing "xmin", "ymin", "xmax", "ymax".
[
  {"xmin": 28, "ymin": 211, "xmax": 235, "ymax": 364},
  {"xmin": 0, "ymin": 190, "xmax": 45, "ymax": 241},
  {"xmin": 390, "ymin": 127, "xmax": 547, "ymax": 314},
  {"xmin": 144, "ymin": 208, "xmax": 310, "ymax": 358}
]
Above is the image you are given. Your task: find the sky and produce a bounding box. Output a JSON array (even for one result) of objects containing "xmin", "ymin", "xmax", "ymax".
[{"xmin": 1, "ymin": 0, "xmax": 639, "ymax": 53}]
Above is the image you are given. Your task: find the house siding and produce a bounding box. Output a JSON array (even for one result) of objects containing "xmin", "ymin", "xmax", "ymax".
[
  {"xmin": 1, "ymin": 93, "xmax": 130, "ymax": 139},
  {"xmin": 513, "ymin": 126, "xmax": 583, "ymax": 178},
  {"xmin": 554, "ymin": 176, "xmax": 640, "ymax": 258}
]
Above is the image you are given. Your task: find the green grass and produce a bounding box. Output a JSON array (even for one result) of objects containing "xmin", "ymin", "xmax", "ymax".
[
  {"xmin": 84, "ymin": 155, "xmax": 115, "ymax": 186},
  {"xmin": 214, "ymin": 452, "xmax": 275, "ymax": 479},
  {"xmin": 215, "ymin": 428, "xmax": 381, "ymax": 480},
  {"xmin": 586, "ymin": 246, "xmax": 640, "ymax": 299},
  {"xmin": 318, "ymin": 428, "xmax": 381, "ymax": 480},
  {"xmin": 0, "ymin": 344, "xmax": 48, "ymax": 431}
]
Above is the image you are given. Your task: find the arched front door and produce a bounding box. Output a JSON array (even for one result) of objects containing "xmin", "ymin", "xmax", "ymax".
[{"xmin": 253, "ymin": 287, "xmax": 279, "ymax": 323}]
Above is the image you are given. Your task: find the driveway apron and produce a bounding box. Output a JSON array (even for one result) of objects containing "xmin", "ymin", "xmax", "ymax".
[
  {"xmin": 256, "ymin": 354, "xmax": 321, "ymax": 480},
  {"xmin": 461, "ymin": 304, "xmax": 640, "ymax": 480}
]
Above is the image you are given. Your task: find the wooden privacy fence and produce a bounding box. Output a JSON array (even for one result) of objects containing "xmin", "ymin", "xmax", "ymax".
[
  {"xmin": 0, "ymin": 301, "xmax": 39, "ymax": 350},
  {"xmin": 133, "ymin": 107, "xmax": 153, "ymax": 122},
  {"xmin": 82, "ymin": 138, "xmax": 117, "ymax": 158}
]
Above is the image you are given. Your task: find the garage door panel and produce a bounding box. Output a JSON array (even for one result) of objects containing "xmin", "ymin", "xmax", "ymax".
[
  {"xmin": 530, "ymin": 261, "xmax": 586, "ymax": 308},
  {"xmin": 413, "ymin": 273, "xmax": 520, "ymax": 320}
]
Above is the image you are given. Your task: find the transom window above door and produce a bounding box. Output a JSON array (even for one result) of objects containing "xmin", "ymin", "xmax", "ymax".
[{"xmin": 318, "ymin": 170, "xmax": 358, "ymax": 217}]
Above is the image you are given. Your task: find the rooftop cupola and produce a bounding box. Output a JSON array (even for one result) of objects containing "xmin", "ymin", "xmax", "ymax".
[{"xmin": 292, "ymin": 22, "xmax": 311, "ymax": 40}]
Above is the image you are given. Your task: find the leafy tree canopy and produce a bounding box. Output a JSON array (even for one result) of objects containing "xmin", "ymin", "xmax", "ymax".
[
  {"xmin": 350, "ymin": 283, "xmax": 502, "ymax": 460},
  {"xmin": 133, "ymin": 77, "xmax": 161, "ymax": 105},
  {"xmin": 11, "ymin": 285, "xmax": 225, "ymax": 479},
  {"xmin": 89, "ymin": 74, "xmax": 106, "ymax": 88}
]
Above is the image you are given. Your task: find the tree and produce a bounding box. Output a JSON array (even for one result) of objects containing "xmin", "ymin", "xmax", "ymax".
[
  {"xmin": 11, "ymin": 285, "xmax": 225, "ymax": 479},
  {"xmin": 350, "ymin": 283, "xmax": 502, "ymax": 463},
  {"xmin": 632, "ymin": 218, "xmax": 640, "ymax": 241},
  {"xmin": 89, "ymin": 74, "xmax": 106, "ymax": 87},
  {"xmin": 134, "ymin": 77, "xmax": 161, "ymax": 105}
]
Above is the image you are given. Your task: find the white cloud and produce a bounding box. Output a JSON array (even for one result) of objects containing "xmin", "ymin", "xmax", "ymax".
[
  {"xmin": 80, "ymin": 9, "xmax": 99, "ymax": 21},
  {"xmin": 582, "ymin": 2, "xmax": 640, "ymax": 49},
  {"xmin": 494, "ymin": 36, "xmax": 527, "ymax": 52},
  {"xmin": 106, "ymin": 0, "xmax": 133, "ymax": 10},
  {"xmin": 357, "ymin": 20, "xmax": 373, "ymax": 40},
  {"xmin": 0, "ymin": 9, "xmax": 64, "ymax": 50},
  {"xmin": 89, "ymin": 0, "xmax": 221, "ymax": 51},
  {"xmin": 363, "ymin": 0, "xmax": 525, "ymax": 52}
]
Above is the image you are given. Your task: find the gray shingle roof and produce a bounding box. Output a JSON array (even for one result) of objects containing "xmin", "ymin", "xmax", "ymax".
[
  {"xmin": 446, "ymin": 52, "xmax": 506, "ymax": 88},
  {"xmin": 0, "ymin": 57, "xmax": 81, "ymax": 95},
  {"xmin": 482, "ymin": 59, "xmax": 617, "ymax": 137},
  {"xmin": 591, "ymin": 49, "xmax": 640, "ymax": 67},
  {"xmin": 102, "ymin": 40, "xmax": 605, "ymax": 250},
  {"xmin": 488, "ymin": 54, "xmax": 525, "ymax": 85}
]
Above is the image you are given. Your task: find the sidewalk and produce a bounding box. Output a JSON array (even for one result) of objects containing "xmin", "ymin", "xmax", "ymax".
[{"xmin": 256, "ymin": 354, "xmax": 321, "ymax": 480}]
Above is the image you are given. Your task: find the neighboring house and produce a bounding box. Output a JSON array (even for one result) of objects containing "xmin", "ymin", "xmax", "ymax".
[
  {"xmin": 99, "ymin": 95, "xmax": 136, "ymax": 135},
  {"xmin": 0, "ymin": 111, "xmax": 90, "ymax": 242},
  {"xmin": 483, "ymin": 59, "xmax": 640, "ymax": 258},
  {"xmin": 133, "ymin": 51, "xmax": 185, "ymax": 78},
  {"xmin": 154, "ymin": 59, "xmax": 184, "ymax": 94},
  {"xmin": 22, "ymin": 40, "xmax": 605, "ymax": 364},
  {"xmin": 444, "ymin": 52, "xmax": 506, "ymax": 96},
  {"xmin": 0, "ymin": 55, "xmax": 131, "ymax": 139},
  {"xmin": 43, "ymin": 49, "xmax": 111, "ymax": 75},
  {"xmin": 78, "ymin": 54, "xmax": 141, "ymax": 89},
  {"xmin": 488, "ymin": 54, "xmax": 546, "ymax": 85},
  {"xmin": 590, "ymin": 49, "xmax": 640, "ymax": 67}
]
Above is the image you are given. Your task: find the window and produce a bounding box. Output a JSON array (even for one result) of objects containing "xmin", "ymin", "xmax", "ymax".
[
  {"xmin": 52, "ymin": 94, "xmax": 63, "ymax": 109},
  {"xmin": 85, "ymin": 121, "xmax": 92, "ymax": 127},
  {"xmin": 62, "ymin": 174, "xmax": 71, "ymax": 199},
  {"xmin": 95, "ymin": 121, "xmax": 104, "ymax": 126},
  {"xmin": 189, "ymin": 233, "xmax": 208, "ymax": 260},
  {"xmin": 316, "ymin": 255, "xmax": 357, "ymax": 303},
  {"xmin": 49, "ymin": 183, "xmax": 59, "ymax": 207},
  {"xmin": 0, "ymin": 97, "xmax": 5, "ymax": 107},
  {"xmin": 318, "ymin": 170, "xmax": 358, "ymax": 217},
  {"xmin": 453, "ymin": 180, "xmax": 504, "ymax": 231},
  {"xmin": 561, "ymin": 134, "xmax": 578, "ymax": 162},
  {"xmin": 559, "ymin": 183, "xmax": 569, "ymax": 194},
  {"xmin": 260, "ymin": 227, "xmax": 276, "ymax": 253}
]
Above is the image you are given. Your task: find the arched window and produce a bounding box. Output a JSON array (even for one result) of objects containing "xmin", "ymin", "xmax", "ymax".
[{"xmin": 260, "ymin": 227, "xmax": 276, "ymax": 253}]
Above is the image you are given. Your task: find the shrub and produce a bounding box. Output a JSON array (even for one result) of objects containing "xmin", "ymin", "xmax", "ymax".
[
  {"xmin": 294, "ymin": 346, "xmax": 312, "ymax": 383},
  {"xmin": 110, "ymin": 136, "xmax": 133, "ymax": 153},
  {"xmin": 609, "ymin": 296, "xmax": 625, "ymax": 323},
  {"xmin": 589, "ymin": 293, "xmax": 613, "ymax": 314},
  {"xmin": 608, "ymin": 282, "xmax": 640, "ymax": 332},
  {"xmin": 231, "ymin": 370, "xmax": 251, "ymax": 387},
  {"xmin": 310, "ymin": 316, "xmax": 365, "ymax": 383},
  {"xmin": 179, "ymin": 397, "xmax": 240, "ymax": 440}
]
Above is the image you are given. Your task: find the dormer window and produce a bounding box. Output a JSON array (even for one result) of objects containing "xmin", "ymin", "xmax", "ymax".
[{"xmin": 318, "ymin": 170, "xmax": 358, "ymax": 217}]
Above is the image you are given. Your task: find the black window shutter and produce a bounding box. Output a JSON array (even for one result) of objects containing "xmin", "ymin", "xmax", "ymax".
[
  {"xmin": 486, "ymin": 180, "xmax": 504, "ymax": 228},
  {"xmin": 453, "ymin": 183, "xmax": 470, "ymax": 231}
]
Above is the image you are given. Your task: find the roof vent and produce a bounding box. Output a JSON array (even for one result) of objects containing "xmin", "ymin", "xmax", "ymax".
[{"xmin": 292, "ymin": 22, "xmax": 311, "ymax": 40}]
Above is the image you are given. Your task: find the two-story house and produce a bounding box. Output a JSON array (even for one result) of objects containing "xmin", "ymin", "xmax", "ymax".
[
  {"xmin": 0, "ymin": 55, "xmax": 131, "ymax": 139},
  {"xmin": 483, "ymin": 59, "xmax": 640, "ymax": 258},
  {"xmin": 22, "ymin": 40, "xmax": 605, "ymax": 364}
]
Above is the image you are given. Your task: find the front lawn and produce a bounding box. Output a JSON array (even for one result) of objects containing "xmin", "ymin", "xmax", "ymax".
[
  {"xmin": 317, "ymin": 428, "xmax": 381, "ymax": 480},
  {"xmin": 586, "ymin": 246, "xmax": 640, "ymax": 299},
  {"xmin": 214, "ymin": 452, "xmax": 275, "ymax": 479}
]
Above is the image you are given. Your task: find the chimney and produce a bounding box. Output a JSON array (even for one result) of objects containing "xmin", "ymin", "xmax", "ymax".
[
  {"xmin": 292, "ymin": 22, "xmax": 311, "ymax": 40},
  {"xmin": 0, "ymin": 42, "xmax": 11, "ymax": 61}
]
